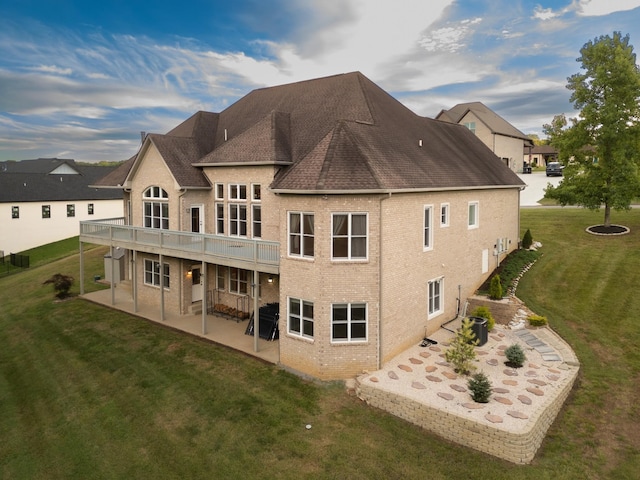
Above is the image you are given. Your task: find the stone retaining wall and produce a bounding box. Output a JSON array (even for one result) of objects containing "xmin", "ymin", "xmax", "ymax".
[
  {"xmin": 355, "ymin": 367, "xmax": 578, "ymax": 464},
  {"xmin": 467, "ymin": 295, "xmax": 531, "ymax": 325}
]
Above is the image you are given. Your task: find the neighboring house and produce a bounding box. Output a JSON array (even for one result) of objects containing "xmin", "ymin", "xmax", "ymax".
[
  {"xmin": 436, "ymin": 102, "xmax": 534, "ymax": 173},
  {"xmin": 82, "ymin": 72, "xmax": 525, "ymax": 380},
  {"xmin": 0, "ymin": 158, "xmax": 123, "ymax": 254},
  {"xmin": 525, "ymin": 144, "xmax": 558, "ymax": 168}
]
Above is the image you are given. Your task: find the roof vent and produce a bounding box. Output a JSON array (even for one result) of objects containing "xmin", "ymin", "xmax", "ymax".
[
  {"xmin": 224, "ymin": 128, "xmax": 228, "ymax": 141},
  {"xmin": 419, "ymin": 139, "xmax": 423, "ymax": 147}
]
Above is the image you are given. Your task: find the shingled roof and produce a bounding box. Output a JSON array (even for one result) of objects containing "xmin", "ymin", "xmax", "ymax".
[
  {"xmin": 0, "ymin": 158, "xmax": 122, "ymax": 202},
  {"xmin": 96, "ymin": 72, "xmax": 524, "ymax": 193},
  {"xmin": 436, "ymin": 101, "xmax": 532, "ymax": 144}
]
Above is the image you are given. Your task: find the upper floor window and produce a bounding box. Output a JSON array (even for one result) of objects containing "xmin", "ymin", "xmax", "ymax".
[
  {"xmin": 42, "ymin": 205, "xmax": 51, "ymax": 219},
  {"xmin": 332, "ymin": 213, "xmax": 367, "ymax": 260},
  {"xmin": 423, "ymin": 205, "xmax": 433, "ymax": 250},
  {"xmin": 468, "ymin": 201, "xmax": 479, "ymax": 229},
  {"xmin": 88, "ymin": 203, "xmax": 94, "ymax": 215},
  {"xmin": 215, "ymin": 203, "xmax": 225, "ymax": 234},
  {"xmin": 252, "ymin": 205, "xmax": 262, "ymax": 238},
  {"xmin": 332, "ymin": 303, "xmax": 367, "ymax": 343},
  {"xmin": 67, "ymin": 204, "xmax": 75, "ymax": 217},
  {"xmin": 252, "ymin": 184, "xmax": 261, "ymax": 201},
  {"xmin": 143, "ymin": 186, "xmax": 169, "ymax": 229},
  {"xmin": 11, "ymin": 206, "xmax": 19, "ymax": 219},
  {"xmin": 215, "ymin": 183, "xmax": 224, "ymax": 200},
  {"xmin": 229, "ymin": 184, "xmax": 247, "ymax": 201},
  {"xmin": 288, "ymin": 212, "xmax": 314, "ymax": 258},
  {"xmin": 440, "ymin": 203, "xmax": 449, "ymax": 227},
  {"xmin": 464, "ymin": 122, "xmax": 476, "ymax": 135},
  {"xmin": 229, "ymin": 204, "xmax": 247, "ymax": 236},
  {"xmin": 288, "ymin": 297, "xmax": 314, "ymax": 339}
]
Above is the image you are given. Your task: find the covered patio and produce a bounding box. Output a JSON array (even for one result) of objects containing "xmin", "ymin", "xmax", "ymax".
[{"xmin": 82, "ymin": 286, "xmax": 280, "ymax": 365}]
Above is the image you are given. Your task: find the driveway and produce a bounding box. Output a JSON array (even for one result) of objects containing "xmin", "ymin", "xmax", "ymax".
[{"xmin": 517, "ymin": 171, "xmax": 563, "ymax": 206}]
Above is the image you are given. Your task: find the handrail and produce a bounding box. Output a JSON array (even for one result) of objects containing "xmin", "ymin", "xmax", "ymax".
[{"xmin": 80, "ymin": 218, "xmax": 280, "ymax": 267}]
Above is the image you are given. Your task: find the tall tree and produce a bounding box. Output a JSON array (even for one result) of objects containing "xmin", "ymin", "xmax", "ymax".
[{"xmin": 544, "ymin": 32, "xmax": 640, "ymax": 226}]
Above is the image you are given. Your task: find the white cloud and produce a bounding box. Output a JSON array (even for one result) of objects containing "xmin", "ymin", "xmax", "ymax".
[
  {"xmin": 573, "ymin": 0, "xmax": 640, "ymax": 16},
  {"xmin": 32, "ymin": 65, "xmax": 73, "ymax": 75},
  {"xmin": 533, "ymin": 6, "xmax": 558, "ymax": 20}
]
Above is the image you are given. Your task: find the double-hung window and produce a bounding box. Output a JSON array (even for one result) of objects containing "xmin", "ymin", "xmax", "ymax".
[
  {"xmin": 440, "ymin": 203, "xmax": 449, "ymax": 227},
  {"xmin": 42, "ymin": 205, "xmax": 51, "ymax": 219},
  {"xmin": 468, "ymin": 201, "xmax": 479, "ymax": 229},
  {"xmin": 215, "ymin": 203, "xmax": 225, "ymax": 234},
  {"xmin": 332, "ymin": 213, "xmax": 367, "ymax": 260},
  {"xmin": 67, "ymin": 204, "xmax": 75, "ymax": 217},
  {"xmin": 11, "ymin": 206, "xmax": 19, "ymax": 219},
  {"xmin": 332, "ymin": 303, "xmax": 367, "ymax": 342},
  {"xmin": 288, "ymin": 297, "xmax": 314, "ymax": 339},
  {"xmin": 229, "ymin": 268, "xmax": 249, "ymax": 295},
  {"xmin": 423, "ymin": 205, "xmax": 433, "ymax": 250},
  {"xmin": 252, "ymin": 205, "xmax": 262, "ymax": 238},
  {"xmin": 229, "ymin": 183, "xmax": 247, "ymax": 237},
  {"xmin": 144, "ymin": 259, "xmax": 170, "ymax": 288},
  {"xmin": 143, "ymin": 186, "xmax": 169, "ymax": 229},
  {"xmin": 289, "ymin": 212, "xmax": 314, "ymax": 258},
  {"xmin": 216, "ymin": 265, "xmax": 226, "ymax": 291},
  {"xmin": 428, "ymin": 277, "xmax": 443, "ymax": 318}
]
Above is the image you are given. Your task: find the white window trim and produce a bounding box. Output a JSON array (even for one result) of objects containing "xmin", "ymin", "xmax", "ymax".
[
  {"xmin": 331, "ymin": 302, "xmax": 368, "ymax": 343},
  {"xmin": 144, "ymin": 259, "xmax": 170, "ymax": 289},
  {"xmin": 428, "ymin": 276, "xmax": 444, "ymax": 319},
  {"xmin": 468, "ymin": 201, "xmax": 479, "ymax": 229},
  {"xmin": 423, "ymin": 204, "xmax": 433, "ymax": 251},
  {"xmin": 331, "ymin": 212, "xmax": 368, "ymax": 261},
  {"xmin": 288, "ymin": 211, "xmax": 315, "ymax": 260},
  {"xmin": 252, "ymin": 204, "xmax": 262, "ymax": 238},
  {"xmin": 440, "ymin": 203, "xmax": 450, "ymax": 227},
  {"xmin": 287, "ymin": 297, "xmax": 314, "ymax": 340},
  {"xmin": 229, "ymin": 203, "xmax": 247, "ymax": 237},
  {"xmin": 251, "ymin": 183, "xmax": 261, "ymax": 202},
  {"xmin": 215, "ymin": 183, "xmax": 224, "ymax": 200},
  {"xmin": 215, "ymin": 202, "xmax": 225, "ymax": 235},
  {"xmin": 228, "ymin": 183, "xmax": 247, "ymax": 201}
]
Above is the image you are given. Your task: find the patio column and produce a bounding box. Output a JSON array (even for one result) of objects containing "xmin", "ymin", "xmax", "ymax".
[
  {"xmin": 201, "ymin": 260, "xmax": 207, "ymax": 335},
  {"xmin": 253, "ymin": 269, "xmax": 259, "ymax": 352},
  {"xmin": 160, "ymin": 253, "xmax": 165, "ymax": 322},
  {"xmin": 79, "ymin": 240, "xmax": 84, "ymax": 295},
  {"xmin": 132, "ymin": 250, "xmax": 138, "ymax": 313},
  {"xmin": 110, "ymin": 245, "xmax": 115, "ymax": 305}
]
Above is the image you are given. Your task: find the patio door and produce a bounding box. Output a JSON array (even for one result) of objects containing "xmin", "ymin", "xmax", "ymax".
[
  {"xmin": 191, "ymin": 266, "xmax": 203, "ymax": 302},
  {"xmin": 191, "ymin": 205, "xmax": 204, "ymax": 233}
]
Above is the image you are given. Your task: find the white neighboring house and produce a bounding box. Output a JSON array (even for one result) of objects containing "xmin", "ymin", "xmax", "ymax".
[{"xmin": 0, "ymin": 158, "xmax": 123, "ymax": 254}]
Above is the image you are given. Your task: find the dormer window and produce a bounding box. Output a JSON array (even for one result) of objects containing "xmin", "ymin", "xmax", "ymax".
[{"xmin": 143, "ymin": 186, "xmax": 169, "ymax": 229}]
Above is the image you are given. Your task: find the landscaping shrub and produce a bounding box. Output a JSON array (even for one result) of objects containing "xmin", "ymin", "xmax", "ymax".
[
  {"xmin": 43, "ymin": 273, "xmax": 74, "ymax": 299},
  {"xmin": 468, "ymin": 372, "xmax": 492, "ymax": 403},
  {"xmin": 470, "ymin": 305, "xmax": 495, "ymax": 331},
  {"xmin": 445, "ymin": 317, "xmax": 478, "ymax": 375},
  {"xmin": 522, "ymin": 228, "xmax": 533, "ymax": 249},
  {"xmin": 489, "ymin": 274, "xmax": 503, "ymax": 300},
  {"xmin": 504, "ymin": 344, "xmax": 526, "ymax": 368},
  {"xmin": 528, "ymin": 314, "xmax": 548, "ymax": 327}
]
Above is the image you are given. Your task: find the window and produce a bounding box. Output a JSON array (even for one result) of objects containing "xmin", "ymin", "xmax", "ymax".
[
  {"xmin": 229, "ymin": 268, "xmax": 249, "ymax": 295},
  {"xmin": 143, "ymin": 186, "xmax": 169, "ymax": 229},
  {"xmin": 11, "ymin": 206, "xmax": 19, "ymax": 219},
  {"xmin": 144, "ymin": 259, "xmax": 170, "ymax": 288},
  {"xmin": 42, "ymin": 205, "xmax": 51, "ymax": 218},
  {"xmin": 229, "ymin": 204, "xmax": 247, "ymax": 236},
  {"xmin": 468, "ymin": 201, "xmax": 479, "ymax": 229},
  {"xmin": 252, "ymin": 184, "xmax": 261, "ymax": 201},
  {"xmin": 332, "ymin": 303, "xmax": 367, "ymax": 342},
  {"xmin": 216, "ymin": 265, "xmax": 226, "ymax": 291},
  {"xmin": 332, "ymin": 213, "xmax": 367, "ymax": 260},
  {"xmin": 288, "ymin": 297, "xmax": 314, "ymax": 339},
  {"xmin": 67, "ymin": 204, "xmax": 75, "ymax": 217},
  {"xmin": 440, "ymin": 203, "xmax": 449, "ymax": 227},
  {"xmin": 464, "ymin": 122, "xmax": 476, "ymax": 135},
  {"xmin": 215, "ymin": 203, "xmax": 225, "ymax": 234},
  {"xmin": 88, "ymin": 203, "xmax": 94, "ymax": 215},
  {"xmin": 252, "ymin": 204, "xmax": 262, "ymax": 238},
  {"xmin": 215, "ymin": 183, "xmax": 224, "ymax": 200},
  {"xmin": 423, "ymin": 205, "xmax": 433, "ymax": 250},
  {"xmin": 428, "ymin": 277, "xmax": 444, "ymax": 318},
  {"xmin": 229, "ymin": 184, "xmax": 247, "ymax": 201},
  {"xmin": 288, "ymin": 212, "xmax": 314, "ymax": 258}
]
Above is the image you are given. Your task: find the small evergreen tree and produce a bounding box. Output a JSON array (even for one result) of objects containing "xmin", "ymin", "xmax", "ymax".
[
  {"xmin": 445, "ymin": 317, "xmax": 478, "ymax": 375},
  {"xmin": 468, "ymin": 372, "xmax": 492, "ymax": 403},
  {"xmin": 522, "ymin": 229, "xmax": 533, "ymax": 249},
  {"xmin": 505, "ymin": 344, "xmax": 526, "ymax": 368},
  {"xmin": 43, "ymin": 273, "xmax": 74, "ymax": 299},
  {"xmin": 489, "ymin": 274, "xmax": 503, "ymax": 300},
  {"xmin": 470, "ymin": 305, "xmax": 495, "ymax": 331}
]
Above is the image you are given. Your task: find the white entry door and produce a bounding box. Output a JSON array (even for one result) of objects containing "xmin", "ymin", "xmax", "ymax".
[
  {"xmin": 191, "ymin": 205, "xmax": 204, "ymax": 233},
  {"xmin": 191, "ymin": 267, "xmax": 203, "ymax": 302}
]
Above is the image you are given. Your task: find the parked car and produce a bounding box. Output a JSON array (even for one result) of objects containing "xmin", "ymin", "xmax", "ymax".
[{"xmin": 546, "ymin": 162, "xmax": 563, "ymax": 176}]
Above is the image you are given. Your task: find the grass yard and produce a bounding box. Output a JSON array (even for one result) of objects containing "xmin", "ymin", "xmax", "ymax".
[{"xmin": 0, "ymin": 209, "xmax": 639, "ymax": 479}]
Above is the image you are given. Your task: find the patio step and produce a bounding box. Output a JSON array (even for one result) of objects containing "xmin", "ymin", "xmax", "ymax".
[
  {"xmin": 116, "ymin": 279, "xmax": 132, "ymax": 293},
  {"xmin": 190, "ymin": 300, "xmax": 202, "ymax": 315}
]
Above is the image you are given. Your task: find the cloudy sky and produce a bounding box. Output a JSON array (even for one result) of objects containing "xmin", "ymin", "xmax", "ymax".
[{"xmin": 2, "ymin": 0, "xmax": 640, "ymax": 162}]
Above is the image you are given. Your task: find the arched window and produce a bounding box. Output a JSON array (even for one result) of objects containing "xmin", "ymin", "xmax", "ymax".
[{"xmin": 143, "ymin": 186, "xmax": 169, "ymax": 229}]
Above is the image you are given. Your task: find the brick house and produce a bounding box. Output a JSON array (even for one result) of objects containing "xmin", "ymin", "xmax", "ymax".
[
  {"xmin": 81, "ymin": 72, "xmax": 525, "ymax": 380},
  {"xmin": 436, "ymin": 102, "xmax": 534, "ymax": 173}
]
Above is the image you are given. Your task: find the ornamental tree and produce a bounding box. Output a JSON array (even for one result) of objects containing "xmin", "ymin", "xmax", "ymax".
[{"xmin": 543, "ymin": 32, "xmax": 640, "ymax": 227}]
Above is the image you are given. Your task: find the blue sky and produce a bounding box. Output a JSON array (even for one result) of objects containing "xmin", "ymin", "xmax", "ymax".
[{"xmin": 2, "ymin": 0, "xmax": 640, "ymax": 162}]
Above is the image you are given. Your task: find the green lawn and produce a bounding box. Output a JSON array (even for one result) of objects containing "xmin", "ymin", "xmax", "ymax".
[{"xmin": 1, "ymin": 209, "xmax": 639, "ymax": 479}]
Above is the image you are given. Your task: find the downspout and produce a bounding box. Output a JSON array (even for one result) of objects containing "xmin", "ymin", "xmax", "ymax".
[{"xmin": 377, "ymin": 192, "xmax": 392, "ymax": 370}]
